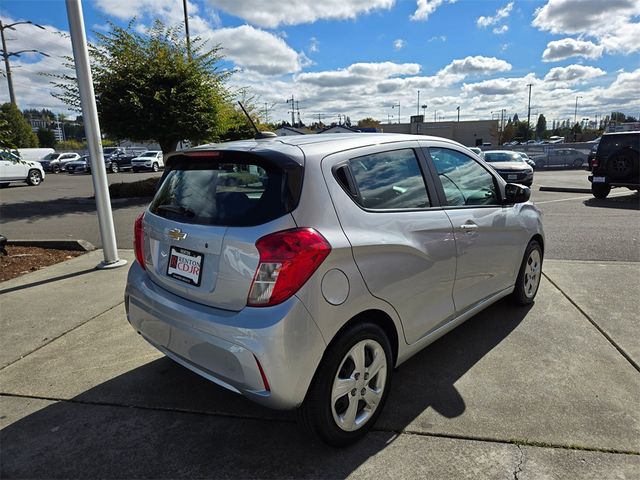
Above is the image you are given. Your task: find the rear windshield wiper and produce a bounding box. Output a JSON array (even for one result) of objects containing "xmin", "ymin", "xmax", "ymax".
[{"xmin": 156, "ymin": 204, "xmax": 196, "ymax": 218}]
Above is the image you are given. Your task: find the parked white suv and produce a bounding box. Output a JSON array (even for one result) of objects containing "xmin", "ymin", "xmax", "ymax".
[
  {"xmin": 125, "ymin": 133, "xmax": 544, "ymax": 446},
  {"xmin": 131, "ymin": 151, "xmax": 163, "ymax": 172},
  {"xmin": 0, "ymin": 150, "xmax": 45, "ymax": 187}
]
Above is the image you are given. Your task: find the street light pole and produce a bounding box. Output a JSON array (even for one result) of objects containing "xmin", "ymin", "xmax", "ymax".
[
  {"xmin": 421, "ymin": 104, "xmax": 427, "ymax": 118},
  {"xmin": 456, "ymin": 106, "xmax": 460, "ymax": 122},
  {"xmin": 182, "ymin": 0, "xmax": 191, "ymax": 59},
  {"xmin": 0, "ymin": 19, "xmax": 47, "ymax": 105},
  {"xmin": 416, "ymin": 90, "xmax": 420, "ymax": 116},
  {"xmin": 65, "ymin": 0, "xmax": 126, "ymax": 269},
  {"xmin": 526, "ymin": 83, "xmax": 533, "ymax": 142},
  {"xmin": 573, "ymin": 95, "xmax": 582, "ymax": 125}
]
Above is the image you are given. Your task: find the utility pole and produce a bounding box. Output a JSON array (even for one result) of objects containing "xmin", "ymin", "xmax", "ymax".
[
  {"xmin": 526, "ymin": 83, "xmax": 533, "ymax": 142},
  {"xmin": 456, "ymin": 106, "xmax": 460, "ymax": 122},
  {"xmin": 417, "ymin": 90, "xmax": 420, "ymax": 116},
  {"xmin": 499, "ymin": 109, "xmax": 505, "ymax": 144},
  {"xmin": 182, "ymin": 0, "xmax": 191, "ymax": 59},
  {"xmin": 0, "ymin": 19, "xmax": 48, "ymax": 105},
  {"xmin": 392, "ymin": 102, "xmax": 400, "ymax": 123},
  {"xmin": 574, "ymin": 95, "xmax": 582, "ymax": 141},
  {"xmin": 65, "ymin": 0, "xmax": 126, "ymax": 269},
  {"xmin": 286, "ymin": 95, "xmax": 295, "ymax": 126}
]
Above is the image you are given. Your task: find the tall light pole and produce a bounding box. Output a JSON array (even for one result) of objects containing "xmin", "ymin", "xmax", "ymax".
[
  {"xmin": 65, "ymin": 0, "xmax": 126, "ymax": 269},
  {"xmin": 392, "ymin": 102, "xmax": 400, "ymax": 123},
  {"xmin": 0, "ymin": 19, "xmax": 48, "ymax": 105},
  {"xmin": 456, "ymin": 106, "xmax": 460, "ymax": 122},
  {"xmin": 421, "ymin": 104, "xmax": 427, "ymax": 118},
  {"xmin": 416, "ymin": 90, "xmax": 420, "ymax": 116},
  {"xmin": 573, "ymin": 95, "xmax": 582, "ymax": 126},
  {"xmin": 526, "ymin": 83, "xmax": 533, "ymax": 142},
  {"xmin": 182, "ymin": 0, "xmax": 191, "ymax": 59}
]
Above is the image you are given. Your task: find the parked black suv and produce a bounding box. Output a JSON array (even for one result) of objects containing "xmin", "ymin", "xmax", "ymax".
[
  {"xmin": 588, "ymin": 131, "xmax": 639, "ymax": 198},
  {"xmin": 88, "ymin": 147, "xmax": 147, "ymax": 173}
]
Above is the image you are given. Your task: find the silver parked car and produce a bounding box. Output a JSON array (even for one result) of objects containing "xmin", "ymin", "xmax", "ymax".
[
  {"xmin": 125, "ymin": 133, "xmax": 544, "ymax": 446},
  {"xmin": 530, "ymin": 148, "xmax": 586, "ymax": 169}
]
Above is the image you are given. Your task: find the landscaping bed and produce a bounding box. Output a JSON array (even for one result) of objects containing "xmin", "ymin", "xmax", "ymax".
[{"xmin": 0, "ymin": 245, "xmax": 84, "ymax": 282}]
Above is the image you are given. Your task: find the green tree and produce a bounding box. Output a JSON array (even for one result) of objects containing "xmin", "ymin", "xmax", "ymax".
[
  {"xmin": 50, "ymin": 20, "xmax": 231, "ymax": 153},
  {"xmin": 37, "ymin": 128, "xmax": 57, "ymax": 148},
  {"xmin": 535, "ymin": 114, "xmax": 547, "ymax": 139},
  {"xmin": 0, "ymin": 103, "xmax": 38, "ymax": 148},
  {"xmin": 357, "ymin": 117, "xmax": 381, "ymax": 129}
]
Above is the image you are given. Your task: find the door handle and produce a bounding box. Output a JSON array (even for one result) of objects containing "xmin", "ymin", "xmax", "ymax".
[{"xmin": 459, "ymin": 223, "xmax": 479, "ymax": 232}]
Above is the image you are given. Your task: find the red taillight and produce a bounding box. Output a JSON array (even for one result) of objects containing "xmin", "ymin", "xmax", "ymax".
[
  {"xmin": 247, "ymin": 228, "xmax": 331, "ymax": 307},
  {"xmin": 591, "ymin": 158, "xmax": 599, "ymax": 170},
  {"xmin": 134, "ymin": 211, "xmax": 146, "ymax": 269}
]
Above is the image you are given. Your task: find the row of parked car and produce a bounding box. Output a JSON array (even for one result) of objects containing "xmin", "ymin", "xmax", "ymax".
[
  {"xmin": 0, "ymin": 147, "xmax": 164, "ymax": 187},
  {"xmin": 42, "ymin": 147, "xmax": 164, "ymax": 174}
]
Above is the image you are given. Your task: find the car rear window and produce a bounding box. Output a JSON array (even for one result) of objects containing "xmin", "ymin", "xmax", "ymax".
[
  {"xmin": 597, "ymin": 133, "xmax": 639, "ymax": 158},
  {"xmin": 149, "ymin": 153, "xmax": 302, "ymax": 226}
]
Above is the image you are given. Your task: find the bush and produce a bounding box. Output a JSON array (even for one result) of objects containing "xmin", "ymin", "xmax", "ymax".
[{"xmin": 108, "ymin": 177, "xmax": 159, "ymax": 198}]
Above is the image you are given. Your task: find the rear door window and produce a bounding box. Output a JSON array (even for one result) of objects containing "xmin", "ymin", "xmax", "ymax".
[
  {"xmin": 346, "ymin": 149, "xmax": 431, "ymax": 210},
  {"xmin": 150, "ymin": 157, "xmax": 300, "ymax": 226}
]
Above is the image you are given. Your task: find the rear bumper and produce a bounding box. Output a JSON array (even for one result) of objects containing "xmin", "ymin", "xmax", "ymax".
[
  {"xmin": 124, "ymin": 261, "xmax": 326, "ymax": 410},
  {"xmin": 588, "ymin": 175, "xmax": 640, "ymax": 188}
]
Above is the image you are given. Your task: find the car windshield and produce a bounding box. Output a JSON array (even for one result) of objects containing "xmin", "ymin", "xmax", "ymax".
[
  {"xmin": 103, "ymin": 148, "xmax": 118, "ymax": 155},
  {"xmin": 484, "ymin": 152, "xmax": 524, "ymax": 163},
  {"xmin": 139, "ymin": 152, "xmax": 158, "ymax": 157},
  {"xmin": 43, "ymin": 153, "xmax": 59, "ymax": 160}
]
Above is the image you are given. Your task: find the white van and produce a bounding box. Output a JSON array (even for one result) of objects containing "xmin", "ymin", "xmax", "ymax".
[{"xmin": 17, "ymin": 148, "xmax": 55, "ymax": 162}]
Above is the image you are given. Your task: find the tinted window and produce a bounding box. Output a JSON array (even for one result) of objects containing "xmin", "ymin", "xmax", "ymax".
[
  {"xmin": 429, "ymin": 148, "xmax": 498, "ymax": 206},
  {"xmin": 484, "ymin": 152, "xmax": 523, "ymax": 163},
  {"xmin": 348, "ymin": 149, "xmax": 430, "ymax": 209},
  {"xmin": 150, "ymin": 159, "xmax": 296, "ymax": 226},
  {"xmin": 598, "ymin": 133, "xmax": 639, "ymax": 158}
]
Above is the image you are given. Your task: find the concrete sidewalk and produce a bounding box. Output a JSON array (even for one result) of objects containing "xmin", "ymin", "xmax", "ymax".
[{"xmin": 1, "ymin": 251, "xmax": 638, "ymax": 479}]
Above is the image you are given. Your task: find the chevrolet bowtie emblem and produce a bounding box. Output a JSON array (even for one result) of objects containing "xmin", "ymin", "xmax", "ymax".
[{"xmin": 168, "ymin": 228, "xmax": 187, "ymax": 241}]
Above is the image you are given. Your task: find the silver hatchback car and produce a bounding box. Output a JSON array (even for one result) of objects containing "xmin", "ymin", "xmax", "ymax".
[{"xmin": 125, "ymin": 133, "xmax": 544, "ymax": 446}]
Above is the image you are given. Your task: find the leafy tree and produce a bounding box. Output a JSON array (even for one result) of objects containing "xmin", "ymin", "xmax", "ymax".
[
  {"xmin": 0, "ymin": 103, "xmax": 38, "ymax": 147},
  {"xmin": 535, "ymin": 114, "xmax": 547, "ymax": 139},
  {"xmin": 37, "ymin": 128, "xmax": 56, "ymax": 148},
  {"xmin": 50, "ymin": 20, "xmax": 231, "ymax": 153},
  {"xmin": 357, "ymin": 117, "xmax": 381, "ymax": 129},
  {"xmin": 512, "ymin": 113, "xmax": 520, "ymax": 123}
]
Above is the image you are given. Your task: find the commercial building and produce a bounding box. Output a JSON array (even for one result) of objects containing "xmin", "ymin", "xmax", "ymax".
[{"xmin": 381, "ymin": 116, "xmax": 500, "ymax": 147}]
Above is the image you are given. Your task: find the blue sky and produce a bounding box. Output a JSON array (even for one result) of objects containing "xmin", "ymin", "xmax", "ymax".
[{"xmin": 2, "ymin": 0, "xmax": 639, "ymax": 126}]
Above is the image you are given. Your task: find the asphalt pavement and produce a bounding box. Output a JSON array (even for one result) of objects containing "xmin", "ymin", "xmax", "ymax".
[{"xmin": 1, "ymin": 168, "xmax": 639, "ymax": 261}]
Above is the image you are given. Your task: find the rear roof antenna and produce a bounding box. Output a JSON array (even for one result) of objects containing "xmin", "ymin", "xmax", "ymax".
[{"xmin": 238, "ymin": 101, "xmax": 277, "ymax": 139}]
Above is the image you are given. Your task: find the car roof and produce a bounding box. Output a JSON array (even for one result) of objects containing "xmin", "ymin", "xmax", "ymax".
[{"xmin": 183, "ymin": 133, "xmax": 466, "ymax": 165}]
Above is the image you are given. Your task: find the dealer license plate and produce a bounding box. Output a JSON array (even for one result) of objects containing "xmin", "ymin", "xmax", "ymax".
[
  {"xmin": 593, "ymin": 176, "xmax": 606, "ymax": 183},
  {"xmin": 507, "ymin": 174, "xmax": 518, "ymax": 180},
  {"xmin": 167, "ymin": 246, "xmax": 203, "ymax": 286}
]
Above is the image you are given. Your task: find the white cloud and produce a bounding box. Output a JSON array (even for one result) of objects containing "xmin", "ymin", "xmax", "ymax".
[
  {"xmin": 295, "ymin": 62, "xmax": 421, "ymax": 88},
  {"xmin": 410, "ymin": 0, "xmax": 457, "ymax": 21},
  {"xmin": 533, "ymin": 0, "xmax": 640, "ymax": 54},
  {"xmin": 438, "ymin": 56, "xmax": 512, "ymax": 82},
  {"xmin": 309, "ymin": 37, "xmax": 319, "ymax": 53},
  {"xmin": 542, "ymin": 38, "xmax": 604, "ymax": 62},
  {"xmin": 462, "ymin": 74, "xmax": 539, "ymax": 96},
  {"xmin": 394, "ymin": 39, "xmax": 406, "ymax": 50},
  {"xmin": 492, "ymin": 25, "xmax": 509, "ymax": 34},
  {"xmin": 544, "ymin": 65, "xmax": 606, "ymax": 83},
  {"xmin": 428, "ymin": 35, "xmax": 447, "ymax": 42},
  {"xmin": 205, "ymin": 0, "xmax": 395, "ymax": 28},
  {"xmin": 477, "ymin": 2, "xmax": 513, "ymax": 28},
  {"xmin": 203, "ymin": 25, "xmax": 305, "ymax": 75}
]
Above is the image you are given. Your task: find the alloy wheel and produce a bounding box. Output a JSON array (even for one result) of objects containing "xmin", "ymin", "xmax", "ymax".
[
  {"xmin": 523, "ymin": 249, "xmax": 541, "ymax": 298},
  {"xmin": 330, "ymin": 339, "xmax": 387, "ymax": 432}
]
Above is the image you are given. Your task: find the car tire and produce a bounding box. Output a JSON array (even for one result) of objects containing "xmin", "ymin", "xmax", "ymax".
[
  {"xmin": 297, "ymin": 322, "xmax": 393, "ymax": 447},
  {"xmin": 27, "ymin": 169, "xmax": 43, "ymax": 186},
  {"xmin": 591, "ymin": 182, "xmax": 611, "ymax": 199},
  {"xmin": 132, "ymin": 168, "xmax": 139, "ymax": 173},
  {"xmin": 152, "ymin": 162, "xmax": 159, "ymax": 172},
  {"xmin": 110, "ymin": 163, "xmax": 119, "ymax": 173},
  {"xmin": 0, "ymin": 182, "xmax": 9, "ymax": 188},
  {"xmin": 52, "ymin": 164, "xmax": 61, "ymax": 174},
  {"xmin": 510, "ymin": 240, "xmax": 543, "ymax": 306},
  {"xmin": 573, "ymin": 159, "xmax": 583, "ymax": 168}
]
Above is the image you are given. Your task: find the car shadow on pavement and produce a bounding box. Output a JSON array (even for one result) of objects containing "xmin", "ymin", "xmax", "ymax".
[
  {"xmin": 583, "ymin": 191, "xmax": 640, "ymax": 210},
  {"xmin": 0, "ymin": 196, "xmax": 152, "ymax": 222},
  {"xmin": 1, "ymin": 300, "xmax": 530, "ymax": 479}
]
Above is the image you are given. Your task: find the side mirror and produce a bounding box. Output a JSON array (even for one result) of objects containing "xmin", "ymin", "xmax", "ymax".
[{"xmin": 504, "ymin": 183, "xmax": 531, "ymax": 204}]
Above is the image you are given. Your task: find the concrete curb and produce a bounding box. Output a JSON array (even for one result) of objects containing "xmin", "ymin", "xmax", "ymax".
[
  {"xmin": 539, "ymin": 186, "xmax": 592, "ymax": 194},
  {"xmin": 7, "ymin": 239, "xmax": 96, "ymax": 251}
]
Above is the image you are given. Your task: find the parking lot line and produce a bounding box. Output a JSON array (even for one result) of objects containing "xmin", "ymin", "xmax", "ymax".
[{"xmin": 535, "ymin": 191, "xmax": 632, "ymax": 205}]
